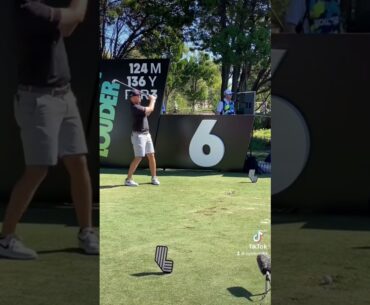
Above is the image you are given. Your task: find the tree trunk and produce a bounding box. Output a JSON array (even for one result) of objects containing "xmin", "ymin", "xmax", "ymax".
[
  {"xmin": 221, "ymin": 62, "xmax": 230, "ymax": 99},
  {"xmin": 231, "ymin": 64, "xmax": 241, "ymax": 94},
  {"xmin": 100, "ymin": 0, "xmax": 107, "ymax": 55},
  {"xmin": 219, "ymin": 0, "xmax": 229, "ymax": 100},
  {"xmin": 238, "ymin": 63, "xmax": 251, "ymax": 92}
]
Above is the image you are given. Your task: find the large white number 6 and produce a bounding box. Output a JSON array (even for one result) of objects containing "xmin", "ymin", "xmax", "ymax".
[
  {"xmin": 271, "ymin": 49, "xmax": 311, "ymax": 195},
  {"xmin": 189, "ymin": 120, "xmax": 225, "ymax": 167}
]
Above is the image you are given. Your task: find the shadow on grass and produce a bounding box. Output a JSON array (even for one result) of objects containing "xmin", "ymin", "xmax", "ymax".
[
  {"xmin": 352, "ymin": 246, "xmax": 370, "ymax": 250},
  {"xmin": 38, "ymin": 247, "xmax": 84, "ymax": 255},
  {"xmin": 227, "ymin": 287, "xmax": 269, "ymax": 302},
  {"xmin": 101, "ymin": 167, "xmax": 220, "ymax": 177},
  {"xmin": 100, "ymin": 185, "xmax": 123, "ymax": 189},
  {"xmin": 131, "ymin": 272, "xmax": 166, "ymax": 277},
  {"xmin": 148, "ymin": 169, "xmax": 221, "ymax": 177},
  {"xmin": 227, "ymin": 287, "xmax": 253, "ymax": 301}
]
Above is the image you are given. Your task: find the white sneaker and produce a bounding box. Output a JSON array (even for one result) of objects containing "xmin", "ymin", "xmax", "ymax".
[
  {"xmin": 248, "ymin": 169, "xmax": 258, "ymax": 183},
  {"xmin": 124, "ymin": 178, "xmax": 139, "ymax": 187},
  {"xmin": 78, "ymin": 228, "xmax": 99, "ymax": 255},
  {"xmin": 151, "ymin": 176, "xmax": 160, "ymax": 185},
  {"xmin": 0, "ymin": 235, "xmax": 38, "ymax": 260}
]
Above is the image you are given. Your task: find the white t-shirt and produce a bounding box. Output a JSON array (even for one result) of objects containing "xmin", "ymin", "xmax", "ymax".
[
  {"xmin": 217, "ymin": 99, "xmax": 232, "ymax": 114},
  {"xmin": 285, "ymin": 0, "xmax": 310, "ymax": 33}
]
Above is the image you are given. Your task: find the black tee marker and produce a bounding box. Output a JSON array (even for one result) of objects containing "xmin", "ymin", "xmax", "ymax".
[{"xmin": 155, "ymin": 246, "xmax": 174, "ymax": 274}]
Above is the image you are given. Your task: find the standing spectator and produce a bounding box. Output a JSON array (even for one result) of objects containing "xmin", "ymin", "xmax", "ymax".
[
  {"xmin": 285, "ymin": 0, "xmax": 342, "ymax": 34},
  {"xmin": 217, "ymin": 89, "xmax": 236, "ymax": 115}
]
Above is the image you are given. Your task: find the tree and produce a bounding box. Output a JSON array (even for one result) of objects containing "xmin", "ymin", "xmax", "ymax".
[
  {"xmin": 181, "ymin": 53, "xmax": 221, "ymax": 112},
  {"xmin": 164, "ymin": 52, "xmax": 221, "ymax": 114},
  {"xmin": 100, "ymin": 0, "xmax": 195, "ymax": 59},
  {"xmin": 188, "ymin": 0, "xmax": 270, "ymax": 100}
]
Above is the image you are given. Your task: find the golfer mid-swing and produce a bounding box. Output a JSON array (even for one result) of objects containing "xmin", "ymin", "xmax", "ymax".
[{"xmin": 125, "ymin": 90, "xmax": 160, "ymax": 186}]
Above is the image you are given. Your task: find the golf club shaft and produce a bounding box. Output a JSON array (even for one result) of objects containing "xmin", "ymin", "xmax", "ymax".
[
  {"xmin": 112, "ymin": 79, "xmax": 158, "ymax": 99},
  {"xmin": 112, "ymin": 79, "xmax": 140, "ymax": 92}
]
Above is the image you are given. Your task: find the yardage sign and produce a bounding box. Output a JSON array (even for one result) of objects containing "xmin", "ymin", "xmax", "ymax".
[{"xmin": 99, "ymin": 59, "xmax": 169, "ymax": 166}]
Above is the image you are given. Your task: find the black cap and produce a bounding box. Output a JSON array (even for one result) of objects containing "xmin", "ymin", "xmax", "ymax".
[{"xmin": 128, "ymin": 89, "xmax": 141, "ymax": 97}]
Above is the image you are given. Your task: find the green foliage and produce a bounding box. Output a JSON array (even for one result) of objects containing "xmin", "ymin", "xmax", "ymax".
[
  {"xmin": 100, "ymin": 0, "xmax": 195, "ymax": 58},
  {"xmin": 166, "ymin": 91, "xmax": 190, "ymax": 114},
  {"xmin": 253, "ymin": 115, "xmax": 271, "ymax": 129},
  {"xmin": 165, "ymin": 51, "xmax": 221, "ymax": 114},
  {"xmin": 139, "ymin": 27, "xmax": 186, "ymax": 60},
  {"xmin": 250, "ymin": 128, "xmax": 271, "ymax": 153},
  {"xmin": 253, "ymin": 128, "xmax": 271, "ymax": 142},
  {"xmin": 188, "ymin": 0, "xmax": 271, "ymax": 100}
]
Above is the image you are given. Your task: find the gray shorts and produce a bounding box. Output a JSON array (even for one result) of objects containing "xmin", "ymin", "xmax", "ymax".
[
  {"xmin": 131, "ymin": 132, "xmax": 155, "ymax": 157},
  {"xmin": 14, "ymin": 88, "xmax": 88, "ymax": 166}
]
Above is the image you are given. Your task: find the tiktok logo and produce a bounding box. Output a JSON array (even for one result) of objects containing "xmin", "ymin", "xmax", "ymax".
[{"xmin": 253, "ymin": 230, "xmax": 264, "ymax": 243}]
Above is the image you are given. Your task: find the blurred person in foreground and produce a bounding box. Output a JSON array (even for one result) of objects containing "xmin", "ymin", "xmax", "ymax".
[{"xmin": 0, "ymin": 0, "xmax": 99, "ymax": 260}]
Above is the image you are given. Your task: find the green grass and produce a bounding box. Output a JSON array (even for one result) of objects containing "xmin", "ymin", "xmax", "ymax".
[
  {"xmin": 273, "ymin": 214, "xmax": 370, "ymax": 305},
  {"xmin": 0, "ymin": 209, "xmax": 99, "ymax": 305},
  {"xmin": 100, "ymin": 169, "xmax": 271, "ymax": 305}
]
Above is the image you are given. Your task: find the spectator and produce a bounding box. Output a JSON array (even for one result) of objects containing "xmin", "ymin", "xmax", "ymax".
[
  {"xmin": 217, "ymin": 89, "xmax": 236, "ymax": 115},
  {"xmin": 285, "ymin": 0, "xmax": 342, "ymax": 34}
]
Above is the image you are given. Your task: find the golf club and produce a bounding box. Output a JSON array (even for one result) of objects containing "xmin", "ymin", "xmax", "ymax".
[
  {"xmin": 112, "ymin": 79, "xmax": 141, "ymax": 93},
  {"xmin": 112, "ymin": 78, "xmax": 157, "ymax": 98}
]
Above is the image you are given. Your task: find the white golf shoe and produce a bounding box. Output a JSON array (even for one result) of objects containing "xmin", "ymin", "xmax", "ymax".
[
  {"xmin": 78, "ymin": 228, "xmax": 99, "ymax": 255},
  {"xmin": 248, "ymin": 169, "xmax": 258, "ymax": 183},
  {"xmin": 124, "ymin": 178, "xmax": 139, "ymax": 186},
  {"xmin": 151, "ymin": 176, "xmax": 160, "ymax": 185},
  {"xmin": 0, "ymin": 235, "xmax": 38, "ymax": 260}
]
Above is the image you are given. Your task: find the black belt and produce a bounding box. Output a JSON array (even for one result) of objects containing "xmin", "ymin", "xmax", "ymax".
[{"xmin": 18, "ymin": 83, "xmax": 71, "ymax": 96}]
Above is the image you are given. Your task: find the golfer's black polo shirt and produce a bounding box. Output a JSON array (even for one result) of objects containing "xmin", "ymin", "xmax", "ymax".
[
  {"xmin": 16, "ymin": 1, "xmax": 70, "ymax": 87},
  {"xmin": 131, "ymin": 104, "xmax": 149, "ymax": 133}
]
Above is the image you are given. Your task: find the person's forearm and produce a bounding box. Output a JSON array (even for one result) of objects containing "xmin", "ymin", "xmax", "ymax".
[
  {"xmin": 21, "ymin": 2, "xmax": 61, "ymax": 26},
  {"xmin": 59, "ymin": 0, "xmax": 88, "ymax": 37},
  {"xmin": 145, "ymin": 96, "xmax": 156, "ymax": 115},
  {"xmin": 60, "ymin": 0, "xmax": 88, "ymax": 24}
]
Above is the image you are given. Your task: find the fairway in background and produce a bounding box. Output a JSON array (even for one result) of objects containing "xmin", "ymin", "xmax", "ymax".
[{"xmin": 100, "ymin": 169, "xmax": 270, "ymax": 305}]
